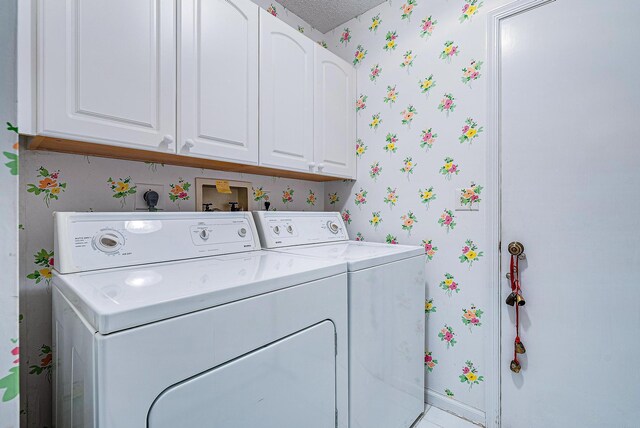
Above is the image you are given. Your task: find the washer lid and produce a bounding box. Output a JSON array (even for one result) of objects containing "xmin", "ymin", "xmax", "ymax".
[
  {"xmin": 53, "ymin": 250, "xmax": 346, "ymax": 334},
  {"xmin": 272, "ymin": 241, "xmax": 425, "ymax": 271}
]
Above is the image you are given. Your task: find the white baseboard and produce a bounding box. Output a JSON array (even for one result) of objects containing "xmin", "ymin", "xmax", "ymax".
[{"xmin": 425, "ymin": 388, "xmax": 486, "ymax": 426}]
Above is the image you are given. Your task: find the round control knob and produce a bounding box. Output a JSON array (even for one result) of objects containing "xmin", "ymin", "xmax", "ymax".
[
  {"xmin": 238, "ymin": 227, "xmax": 247, "ymax": 237},
  {"xmin": 200, "ymin": 229, "xmax": 210, "ymax": 240},
  {"xmin": 100, "ymin": 234, "xmax": 119, "ymax": 248},
  {"xmin": 286, "ymin": 225, "xmax": 294, "ymax": 234},
  {"xmin": 273, "ymin": 226, "xmax": 281, "ymax": 235},
  {"xmin": 327, "ymin": 221, "xmax": 340, "ymax": 234},
  {"xmin": 95, "ymin": 230, "xmax": 123, "ymax": 253}
]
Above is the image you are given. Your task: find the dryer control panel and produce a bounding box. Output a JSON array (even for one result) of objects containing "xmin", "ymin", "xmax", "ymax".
[
  {"xmin": 54, "ymin": 212, "xmax": 260, "ymax": 274},
  {"xmin": 253, "ymin": 212, "xmax": 348, "ymax": 248}
]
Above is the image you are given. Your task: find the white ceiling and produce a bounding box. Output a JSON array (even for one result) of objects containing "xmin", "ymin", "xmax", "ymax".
[{"xmin": 277, "ymin": 0, "xmax": 387, "ymax": 33}]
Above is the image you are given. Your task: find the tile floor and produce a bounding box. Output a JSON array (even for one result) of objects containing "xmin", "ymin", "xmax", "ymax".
[{"xmin": 415, "ymin": 405, "xmax": 482, "ymax": 428}]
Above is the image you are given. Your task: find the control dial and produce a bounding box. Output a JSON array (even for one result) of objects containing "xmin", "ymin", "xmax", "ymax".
[
  {"xmin": 327, "ymin": 221, "xmax": 340, "ymax": 234},
  {"xmin": 273, "ymin": 225, "xmax": 281, "ymax": 235},
  {"xmin": 238, "ymin": 227, "xmax": 247, "ymax": 237},
  {"xmin": 94, "ymin": 230, "xmax": 124, "ymax": 253},
  {"xmin": 200, "ymin": 229, "xmax": 210, "ymax": 241},
  {"xmin": 286, "ymin": 225, "xmax": 294, "ymax": 234}
]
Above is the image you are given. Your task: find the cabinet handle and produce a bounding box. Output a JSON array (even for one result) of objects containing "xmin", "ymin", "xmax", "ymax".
[
  {"xmin": 159, "ymin": 135, "xmax": 174, "ymax": 150},
  {"xmin": 182, "ymin": 139, "xmax": 195, "ymax": 154},
  {"xmin": 308, "ymin": 162, "xmax": 316, "ymax": 170}
]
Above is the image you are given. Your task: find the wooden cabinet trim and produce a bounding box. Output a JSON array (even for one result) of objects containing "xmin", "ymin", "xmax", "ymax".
[{"xmin": 25, "ymin": 136, "xmax": 346, "ymax": 182}]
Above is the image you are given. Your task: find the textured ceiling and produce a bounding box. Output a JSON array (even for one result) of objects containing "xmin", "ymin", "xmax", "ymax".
[{"xmin": 277, "ymin": 0, "xmax": 387, "ymax": 33}]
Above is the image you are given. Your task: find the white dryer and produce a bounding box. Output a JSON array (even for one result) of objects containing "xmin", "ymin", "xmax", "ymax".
[
  {"xmin": 253, "ymin": 211, "xmax": 426, "ymax": 428},
  {"xmin": 52, "ymin": 212, "xmax": 348, "ymax": 428}
]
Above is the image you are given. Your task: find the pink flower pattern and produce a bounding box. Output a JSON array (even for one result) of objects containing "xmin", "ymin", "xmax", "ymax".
[
  {"xmin": 422, "ymin": 239, "xmax": 438, "ymax": 261},
  {"xmin": 438, "ymin": 324, "xmax": 457, "ymax": 348}
]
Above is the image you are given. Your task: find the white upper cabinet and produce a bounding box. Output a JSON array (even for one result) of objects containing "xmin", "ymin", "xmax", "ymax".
[
  {"xmin": 314, "ymin": 45, "xmax": 356, "ymax": 179},
  {"xmin": 259, "ymin": 9, "xmax": 315, "ymax": 173},
  {"xmin": 38, "ymin": 0, "xmax": 177, "ymax": 152},
  {"xmin": 179, "ymin": 0, "xmax": 259, "ymax": 164},
  {"xmin": 23, "ymin": 1, "xmax": 356, "ymax": 179}
]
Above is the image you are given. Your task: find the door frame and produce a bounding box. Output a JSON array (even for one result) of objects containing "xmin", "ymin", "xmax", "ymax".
[{"xmin": 484, "ymin": 1, "xmax": 556, "ymax": 427}]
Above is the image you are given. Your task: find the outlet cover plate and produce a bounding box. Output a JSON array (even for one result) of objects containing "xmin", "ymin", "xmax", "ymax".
[{"xmin": 134, "ymin": 183, "xmax": 165, "ymax": 211}]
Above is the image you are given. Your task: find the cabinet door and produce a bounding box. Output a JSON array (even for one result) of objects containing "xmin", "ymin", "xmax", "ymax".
[
  {"xmin": 259, "ymin": 9, "xmax": 314, "ymax": 173},
  {"xmin": 179, "ymin": 0, "xmax": 258, "ymax": 164},
  {"xmin": 314, "ymin": 46, "xmax": 356, "ymax": 179},
  {"xmin": 39, "ymin": 0, "xmax": 176, "ymax": 152}
]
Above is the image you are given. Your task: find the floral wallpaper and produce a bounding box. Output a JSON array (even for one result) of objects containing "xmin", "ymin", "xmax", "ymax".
[
  {"xmin": 324, "ymin": 0, "xmax": 509, "ymax": 419},
  {"xmin": 0, "ymin": 1, "xmax": 20, "ymax": 427},
  {"xmin": 15, "ymin": 2, "xmax": 327, "ymax": 426}
]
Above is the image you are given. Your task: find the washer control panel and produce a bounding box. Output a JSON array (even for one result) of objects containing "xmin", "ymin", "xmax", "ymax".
[
  {"xmin": 54, "ymin": 212, "xmax": 260, "ymax": 274},
  {"xmin": 253, "ymin": 212, "xmax": 348, "ymax": 248}
]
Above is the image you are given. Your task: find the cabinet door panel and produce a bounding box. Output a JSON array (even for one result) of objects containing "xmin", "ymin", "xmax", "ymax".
[
  {"xmin": 259, "ymin": 10, "xmax": 314, "ymax": 172},
  {"xmin": 180, "ymin": 0, "xmax": 258, "ymax": 164},
  {"xmin": 40, "ymin": 0, "xmax": 176, "ymax": 151},
  {"xmin": 314, "ymin": 46, "xmax": 356, "ymax": 179}
]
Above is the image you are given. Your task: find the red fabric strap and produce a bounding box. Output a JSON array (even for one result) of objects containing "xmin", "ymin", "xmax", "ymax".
[{"xmin": 510, "ymin": 254, "xmax": 521, "ymax": 361}]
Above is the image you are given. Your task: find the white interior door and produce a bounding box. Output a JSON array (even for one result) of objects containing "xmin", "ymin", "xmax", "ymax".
[
  {"xmin": 500, "ymin": 1, "xmax": 640, "ymax": 426},
  {"xmin": 314, "ymin": 45, "xmax": 356, "ymax": 179},
  {"xmin": 148, "ymin": 321, "xmax": 337, "ymax": 428},
  {"xmin": 259, "ymin": 9, "xmax": 315, "ymax": 173},
  {"xmin": 179, "ymin": 0, "xmax": 259, "ymax": 164},
  {"xmin": 39, "ymin": 0, "xmax": 176, "ymax": 152}
]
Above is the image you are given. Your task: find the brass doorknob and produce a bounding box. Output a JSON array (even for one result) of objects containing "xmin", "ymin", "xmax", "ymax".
[{"xmin": 508, "ymin": 241, "xmax": 525, "ymax": 256}]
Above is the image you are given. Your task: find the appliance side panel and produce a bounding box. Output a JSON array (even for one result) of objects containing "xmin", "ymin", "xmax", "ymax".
[
  {"xmin": 348, "ymin": 255, "xmax": 426, "ymax": 428},
  {"xmin": 53, "ymin": 287, "xmax": 97, "ymax": 428}
]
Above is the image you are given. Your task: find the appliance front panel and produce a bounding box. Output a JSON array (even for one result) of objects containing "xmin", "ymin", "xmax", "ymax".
[
  {"xmin": 253, "ymin": 211, "xmax": 348, "ymax": 248},
  {"xmin": 54, "ymin": 212, "xmax": 260, "ymax": 273},
  {"xmin": 93, "ymin": 274, "xmax": 348, "ymax": 427},
  {"xmin": 149, "ymin": 321, "xmax": 336, "ymax": 428}
]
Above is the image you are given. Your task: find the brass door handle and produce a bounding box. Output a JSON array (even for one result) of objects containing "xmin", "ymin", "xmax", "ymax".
[{"xmin": 508, "ymin": 241, "xmax": 525, "ymax": 256}]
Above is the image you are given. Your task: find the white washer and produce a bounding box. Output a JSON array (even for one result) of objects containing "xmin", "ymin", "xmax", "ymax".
[
  {"xmin": 52, "ymin": 212, "xmax": 348, "ymax": 428},
  {"xmin": 253, "ymin": 211, "xmax": 426, "ymax": 428}
]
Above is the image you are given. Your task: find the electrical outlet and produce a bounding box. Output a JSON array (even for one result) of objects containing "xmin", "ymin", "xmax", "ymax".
[{"xmin": 134, "ymin": 183, "xmax": 165, "ymax": 211}]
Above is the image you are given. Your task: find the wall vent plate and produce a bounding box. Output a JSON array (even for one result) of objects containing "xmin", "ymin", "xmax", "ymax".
[
  {"xmin": 134, "ymin": 183, "xmax": 165, "ymax": 211},
  {"xmin": 454, "ymin": 189, "xmax": 479, "ymax": 211}
]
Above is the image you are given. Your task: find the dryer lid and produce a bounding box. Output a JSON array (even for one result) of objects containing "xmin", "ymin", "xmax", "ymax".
[
  {"xmin": 272, "ymin": 241, "xmax": 425, "ymax": 271},
  {"xmin": 53, "ymin": 250, "xmax": 346, "ymax": 334}
]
